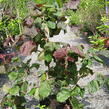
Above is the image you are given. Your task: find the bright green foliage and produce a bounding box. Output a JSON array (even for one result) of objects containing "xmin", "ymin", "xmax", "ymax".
[
  {"xmin": 34, "ymin": 0, "xmax": 65, "ymax": 7},
  {"xmin": 57, "ymin": 88, "xmax": 71, "ymax": 102},
  {"xmin": 9, "ymin": 86, "xmax": 20, "ymax": 95},
  {"xmin": 39, "ymin": 81, "xmax": 51, "ymax": 99},
  {"xmin": 70, "ymin": 97, "xmax": 84, "ymax": 109},
  {"xmin": 68, "ymin": 0, "xmax": 105, "ymax": 34},
  {"xmin": 8, "ymin": 72, "xmax": 19, "ymax": 80},
  {"xmin": 86, "ymin": 74, "xmax": 105, "ymax": 93},
  {"xmin": 47, "ymin": 21, "xmax": 56, "ymax": 29}
]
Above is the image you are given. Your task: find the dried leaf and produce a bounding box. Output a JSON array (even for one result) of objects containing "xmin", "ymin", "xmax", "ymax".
[
  {"xmin": 3, "ymin": 36, "xmax": 14, "ymax": 47},
  {"xmin": 20, "ymin": 41, "xmax": 36, "ymax": 56},
  {"xmin": 24, "ymin": 17, "xmax": 34, "ymax": 27}
]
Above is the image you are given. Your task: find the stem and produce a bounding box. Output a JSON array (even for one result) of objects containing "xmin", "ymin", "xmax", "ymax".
[{"xmin": 16, "ymin": 8, "xmax": 22, "ymax": 35}]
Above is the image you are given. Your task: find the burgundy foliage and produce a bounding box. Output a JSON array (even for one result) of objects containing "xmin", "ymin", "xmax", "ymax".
[
  {"xmin": 53, "ymin": 48, "xmax": 67, "ymax": 60},
  {"xmin": 69, "ymin": 46, "xmax": 84, "ymax": 58},
  {"xmin": 53, "ymin": 46, "xmax": 84, "ymax": 62},
  {"xmin": 20, "ymin": 40, "xmax": 36, "ymax": 56},
  {"xmin": 0, "ymin": 52, "xmax": 16, "ymax": 63}
]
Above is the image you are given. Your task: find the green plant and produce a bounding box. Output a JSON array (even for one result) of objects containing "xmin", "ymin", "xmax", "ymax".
[
  {"xmin": 97, "ymin": 16, "xmax": 109, "ymax": 36},
  {"xmin": 0, "ymin": 16, "xmax": 20, "ymax": 48},
  {"xmin": 67, "ymin": 0, "xmax": 105, "ymax": 34},
  {"xmin": 36, "ymin": 104, "xmax": 48, "ymax": 109},
  {"xmin": 0, "ymin": 0, "xmax": 106, "ymax": 109},
  {"xmin": 89, "ymin": 34, "xmax": 105, "ymax": 50}
]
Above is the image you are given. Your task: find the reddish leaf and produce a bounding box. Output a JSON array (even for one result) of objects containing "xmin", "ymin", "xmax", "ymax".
[
  {"xmin": 66, "ymin": 56, "xmax": 75, "ymax": 62},
  {"xmin": 0, "ymin": 54, "xmax": 6, "ymax": 62},
  {"xmin": 35, "ymin": 28, "xmax": 40, "ymax": 33},
  {"xmin": 0, "ymin": 52, "xmax": 16, "ymax": 63},
  {"xmin": 69, "ymin": 46, "xmax": 84, "ymax": 58},
  {"xmin": 36, "ymin": 4, "xmax": 44, "ymax": 7},
  {"xmin": 53, "ymin": 45, "xmax": 84, "ymax": 61},
  {"xmin": 20, "ymin": 41, "xmax": 36, "ymax": 56},
  {"xmin": 53, "ymin": 48, "xmax": 67, "ymax": 60}
]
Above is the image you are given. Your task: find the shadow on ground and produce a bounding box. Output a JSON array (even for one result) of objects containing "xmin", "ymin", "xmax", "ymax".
[
  {"xmin": 98, "ymin": 55, "xmax": 109, "ymax": 67},
  {"xmin": 0, "ymin": 74, "xmax": 8, "ymax": 87}
]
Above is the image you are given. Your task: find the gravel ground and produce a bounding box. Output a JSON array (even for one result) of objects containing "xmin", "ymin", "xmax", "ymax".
[{"xmin": 81, "ymin": 62, "xmax": 109, "ymax": 109}]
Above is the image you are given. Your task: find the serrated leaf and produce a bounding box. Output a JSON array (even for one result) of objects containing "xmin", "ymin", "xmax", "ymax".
[
  {"xmin": 57, "ymin": 89, "xmax": 70, "ymax": 102},
  {"xmin": 39, "ymin": 81, "xmax": 51, "ymax": 99}
]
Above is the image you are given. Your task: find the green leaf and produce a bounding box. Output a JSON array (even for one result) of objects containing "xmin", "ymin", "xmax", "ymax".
[
  {"xmin": 70, "ymin": 97, "xmax": 84, "ymax": 109},
  {"xmin": 20, "ymin": 82, "xmax": 28, "ymax": 95},
  {"xmin": 30, "ymin": 63, "xmax": 40, "ymax": 69},
  {"xmin": 8, "ymin": 72, "xmax": 18, "ymax": 80},
  {"xmin": 87, "ymin": 80, "xmax": 100, "ymax": 93},
  {"xmin": 44, "ymin": 42, "xmax": 59, "ymax": 52},
  {"xmin": 57, "ymin": 89, "xmax": 70, "ymax": 102},
  {"xmin": 38, "ymin": 51, "xmax": 45, "ymax": 61},
  {"xmin": 56, "ymin": 0, "xmax": 63, "ymax": 7},
  {"xmin": 47, "ymin": 21, "xmax": 56, "ymax": 29},
  {"xmin": 28, "ymin": 88, "xmax": 36, "ymax": 96},
  {"xmin": 0, "ymin": 0, "xmax": 4, "ymax": 2},
  {"xmin": 34, "ymin": 88, "xmax": 40, "ymax": 100},
  {"xmin": 44, "ymin": 52, "xmax": 52, "ymax": 62},
  {"xmin": 71, "ymin": 86, "xmax": 85, "ymax": 97},
  {"xmin": 11, "ymin": 57, "xmax": 20, "ymax": 63},
  {"xmin": 34, "ymin": 0, "xmax": 55, "ymax": 5},
  {"xmin": 34, "ymin": 0, "xmax": 46, "ymax": 4},
  {"xmin": 79, "ymin": 66, "xmax": 93, "ymax": 77},
  {"xmin": 39, "ymin": 81, "xmax": 51, "ymax": 99},
  {"xmin": 41, "ymin": 73, "xmax": 47, "ymax": 81},
  {"xmin": 9, "ymin": 86, "xmax": 20, "ymax": 95},
  {"xmin": 44, "ymin": 42, "xmax": 55, "ymax": 51},
  {"xmin": 93, "ymin": 56, "xmax": 103, "ymax": 63},
  {"xmin": 82, "ymin": 59, "xmax": 92, "ymax": 67}
]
